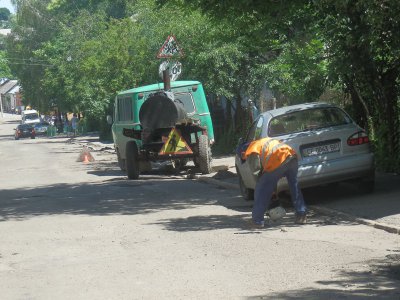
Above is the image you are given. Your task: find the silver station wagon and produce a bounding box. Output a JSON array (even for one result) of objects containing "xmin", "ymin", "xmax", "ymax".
[{"xmin": 235, "ymin": 102, "xmax": 375, "ymax": 200}]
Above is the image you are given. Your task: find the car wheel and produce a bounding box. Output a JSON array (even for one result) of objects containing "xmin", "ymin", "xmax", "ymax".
[
  {"xmin": 31, "ymin": 136, "xmax": 35, "ymax": 139},
  {"xmin": 126, "ymin": 141, "xmax": 140, "ymax": 180},
  {"xmin": 197, "ymin": 135, "xmax": 212, "ymax": 174},
  {"xmin": 116, "ymin": 148, "xmax": 126, "ymax": 171},
  {"xmin": 238, "ymin": 170, "xmax": 254, "ymax": 201}
]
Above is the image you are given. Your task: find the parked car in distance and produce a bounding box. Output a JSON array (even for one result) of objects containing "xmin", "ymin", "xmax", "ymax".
[
  {"xmin": 21, "ymin": 109, "xmax": 40, "ymax": 125},
  {"xmin": 34, "ymin": 121, "xmax": 50, "ymax": 135},
  {"xmin": 15, "ymin": 124, "xmax": 36, "ymax": 140},
  {"xmin": 235, "ymin": 102, "xmax": 375, "ymax": 200}
]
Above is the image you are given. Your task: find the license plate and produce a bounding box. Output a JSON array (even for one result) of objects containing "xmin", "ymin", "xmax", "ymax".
[{"xmin": 302, "ymin": 142, "xmax": 340, "ymax": 157}]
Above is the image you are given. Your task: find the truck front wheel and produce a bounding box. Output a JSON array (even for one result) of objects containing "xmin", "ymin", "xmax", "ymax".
[
  {"xmin": 198, "ymin": 135, "xmax": 212, "ymax": 174},
  {"xmin": 126, "ymin": 141, "xmax": 140, "ymax": 179}
]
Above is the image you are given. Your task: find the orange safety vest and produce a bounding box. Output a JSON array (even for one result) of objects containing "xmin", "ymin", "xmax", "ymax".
[{"xmin": 244, "ymin": 137, "xmax": 296, "ymax": 172}]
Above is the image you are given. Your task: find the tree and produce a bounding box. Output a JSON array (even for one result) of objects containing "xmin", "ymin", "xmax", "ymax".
[
  {"xmin": 0, "ymin": 51, "xmax": 12, "ymax": 78},
  {"xmin": 314, "ymin": 0, "xmax": 400, "ymax": 171},
  {"xmin": 5, "ymin": 0, "xmax": 58, "ymax": 111},
  {"xmin": 159, "ymin": 0, "xmax": 400, "ymax": 171},
  {"xmin": 0, "ymin": 8, "xmax": 11, "ymax": 21}
]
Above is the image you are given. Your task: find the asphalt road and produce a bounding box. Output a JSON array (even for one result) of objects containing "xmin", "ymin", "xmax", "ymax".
[{"xmin": 1, "ymin": 114, "xmax": 400, "ymax": 299}]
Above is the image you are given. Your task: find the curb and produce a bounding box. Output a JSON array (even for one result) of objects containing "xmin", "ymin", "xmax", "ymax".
[
  {"xmin": 196, "ymin": 176, "xmax": 239, "ymax": 190},
  {"xmin": 197, "ymin": 175, "xmax": 400, "ymax": 235},
  {"xmin": 310, "ymin": 205, "xmax": 400, "ymax": 235}
]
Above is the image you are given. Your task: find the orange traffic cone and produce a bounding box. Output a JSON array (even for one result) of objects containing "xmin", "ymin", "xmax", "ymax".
[
  {"xmin": 77, "ymin": 146, "xmax": 95, "ymax": 163},
  {"xmin": 82, "ymin": 153, "xmax": 90, "ymax": 164}
]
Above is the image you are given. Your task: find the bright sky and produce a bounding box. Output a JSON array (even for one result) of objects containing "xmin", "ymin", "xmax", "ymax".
[{"xmin": 0, "ymin": 0, "xmax": 15, "ymax": 13}]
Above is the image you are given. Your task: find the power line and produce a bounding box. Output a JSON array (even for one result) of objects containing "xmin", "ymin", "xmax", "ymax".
[
  {"xmin": 6, "ymin": 62, "xmax": 54, "ymax": 67},
  {"xmin": 3, "ymin": 57, "xmax": 51, "ymax": 63}
]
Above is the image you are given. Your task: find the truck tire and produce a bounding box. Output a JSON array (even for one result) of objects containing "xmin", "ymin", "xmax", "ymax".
[
  {"xmin": 126, "ymin": 141, "xmax": 140, "ymax": 179},
  {"xmin": 198, "ymin": 135, "xmax": 212, "ymax": 174}
]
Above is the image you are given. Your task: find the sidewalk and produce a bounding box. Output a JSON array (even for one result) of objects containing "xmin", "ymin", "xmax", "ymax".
[{"xmin": 0, "ymin": 112, "xmax": 21, "ymax": 124}]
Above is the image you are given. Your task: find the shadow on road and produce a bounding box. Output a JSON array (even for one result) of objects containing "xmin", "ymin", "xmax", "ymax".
[
  {"xmin": 298, "ymin": 173, "xmax": 400, "ymax": 221},
  {"xmin": 0, "ymin": 178, "xmax": 238, "ymax": 222},
  {"xmin": 0, "ymin": 174, "xmax": 362, "ymax": 236},
  {"xmin": 248, "ymin": 254, "xmax": 400, "ymax": 299}
]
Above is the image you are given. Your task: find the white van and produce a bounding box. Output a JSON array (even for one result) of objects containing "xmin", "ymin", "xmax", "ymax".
[{"xmin": 21, "ymin": 109, "xmax": 40, "ymax": 125}]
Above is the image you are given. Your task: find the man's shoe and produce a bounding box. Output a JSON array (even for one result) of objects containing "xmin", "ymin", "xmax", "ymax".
[
  {"xmin": 295, "ymin": 213, "xmax": 307, "ymax": 225},
  {"xmin": 247, "ymin": 219, "xmax": 264, "ymax": 229}
]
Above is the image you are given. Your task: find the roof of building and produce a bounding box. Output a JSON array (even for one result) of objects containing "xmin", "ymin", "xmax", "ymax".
[
  {"xmin": 0, "ymin": 79, "xmax": 18, "ymax": 95},
  {"xmin": 0, "ymin": 29, "xmax": 11, "ymax": 36},
  {"xmin": 8, "ymin": 85, "xmax": 20, "ymax": 94}
]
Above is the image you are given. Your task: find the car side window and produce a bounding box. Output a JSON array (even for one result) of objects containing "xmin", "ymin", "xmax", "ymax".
[{"xmin": 245, "ymin": 117, "xmax": 263, "ymax": 142}]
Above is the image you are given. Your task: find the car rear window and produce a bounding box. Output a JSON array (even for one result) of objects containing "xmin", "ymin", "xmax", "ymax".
[
  {"xmin": 268, "ymin": 107, "xmax": 352, "ymax": 136},
  {"xmin": 19, "ymin": 124, "xmax": 32, "ymax": 129},
  {"xmin": 25, "ymin": 114, "xmax": 38, "ymax": 120}
]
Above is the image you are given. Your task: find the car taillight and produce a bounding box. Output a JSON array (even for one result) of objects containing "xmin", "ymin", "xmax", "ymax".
[{"xmin": 347, "ymin": 131, "xmax": 370, "ymax": 146}]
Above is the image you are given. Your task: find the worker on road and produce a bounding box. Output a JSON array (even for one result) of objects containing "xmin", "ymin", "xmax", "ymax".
[{"xmin": 243, "ymin": 137, "xmax": 307, "ymax": 228}]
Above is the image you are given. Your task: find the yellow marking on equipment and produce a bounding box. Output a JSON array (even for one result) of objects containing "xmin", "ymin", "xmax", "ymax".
[{"xmin": 159, "ymin": 128, "xmax": 193, "ymax": 155}]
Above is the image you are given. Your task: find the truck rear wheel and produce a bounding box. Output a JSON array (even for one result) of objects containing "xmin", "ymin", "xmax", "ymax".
[
  {"xmin": 126, "ymin": 141, "xmax": 140, "ymax": 179},
  {"xmin": 198, "ymin": 135, "xmax": 212, "ymax": 174}
]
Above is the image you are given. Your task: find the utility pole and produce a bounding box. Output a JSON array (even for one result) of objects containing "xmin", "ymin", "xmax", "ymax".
[{"xmin": 0, "ymin": 94, "xmax": 4, "ymax": 118}]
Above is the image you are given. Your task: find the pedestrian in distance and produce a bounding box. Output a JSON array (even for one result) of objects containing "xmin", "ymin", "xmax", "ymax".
[
  {"xmin": 63, "ymin": 117, "xmax": 69, "ymax": 135},
  {"xmin": 242, "ymin": 137, "xmax": 307, "ymax": 228},
  {"xmin": 71, "ymin": 113, "xmax": 79, "ymax": 137}
]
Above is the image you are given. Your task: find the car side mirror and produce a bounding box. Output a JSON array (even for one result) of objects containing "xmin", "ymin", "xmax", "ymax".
[{"xmin": 106, "ymin": 115, "xmax": 113, "ymax": 125}]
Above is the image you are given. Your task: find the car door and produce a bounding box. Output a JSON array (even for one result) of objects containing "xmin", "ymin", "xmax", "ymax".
[{"xmin": 236, "ymin": 116, "xmax": 264, "ymax": 189}]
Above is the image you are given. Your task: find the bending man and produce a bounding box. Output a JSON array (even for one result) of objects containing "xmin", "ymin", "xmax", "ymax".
[{"xmin": 244, "ymin": 137, "xmax": 307, "ymax": 227}]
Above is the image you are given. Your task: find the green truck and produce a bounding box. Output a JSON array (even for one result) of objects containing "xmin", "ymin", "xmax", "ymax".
[{"xmin": 109, "ymin": 80, "xmax": 215, "ymax": 179}]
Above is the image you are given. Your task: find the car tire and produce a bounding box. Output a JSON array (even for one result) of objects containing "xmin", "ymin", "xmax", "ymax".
[
  {"xmin": 31, "ymin": 136, "xmax": 35, "ymax": 139},
  {"xmin": 238, "ymin": 170, "xmax": 254, "ymax": 201},
  {"xmin": 126, "ymin": 141, "xmax": 140, "ymax": 180},
  {"xmin": 197, "ymin": 135, "xmax": 212, "ymax": 174},
  {"xmin": 116, "ymin": 148, "xmax": 126, "ymax": 171}
]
